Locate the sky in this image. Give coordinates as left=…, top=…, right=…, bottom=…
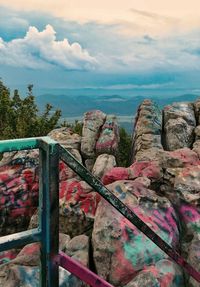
left=0, top=0, right=200, bottom=94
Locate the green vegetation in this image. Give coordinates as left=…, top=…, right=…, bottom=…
left=0, top=80, right=61, bottom=140
left=117, top=127, right=132, bottom=167
left=61, top=120, right=83, bottom=136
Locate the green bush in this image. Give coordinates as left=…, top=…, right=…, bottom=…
left=0, top=80, right=61, bottom=140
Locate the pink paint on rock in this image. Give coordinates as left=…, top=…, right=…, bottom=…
left=178, top=204, right=200, bottom=223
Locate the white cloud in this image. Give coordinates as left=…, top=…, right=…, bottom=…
left=94, top=29, right=200, bottom=73
left=0, top=24, right=97, bottom=70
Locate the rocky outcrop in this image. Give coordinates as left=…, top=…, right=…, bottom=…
left=81, top=110, right=106, bottom=159
left=131, top=99, right=163, bottom=162
left=0, top=149, right=39, bottom=236
left=96, top=115, right=119, bottom=155
left=2, top=99, right=200, bottom=286
left=163, top=102, right=196, bottom=151
left=0, top=115, right=119, bottom=237
left=92, top=179, right=181, bottom=286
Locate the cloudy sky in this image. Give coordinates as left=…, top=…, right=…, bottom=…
left=0, top=0, right=200, bottom=93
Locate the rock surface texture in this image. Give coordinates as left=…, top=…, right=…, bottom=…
left=1, top=99, right=200, bottom=287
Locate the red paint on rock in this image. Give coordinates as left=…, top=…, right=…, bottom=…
left=102, top=161, right=161, bottom=185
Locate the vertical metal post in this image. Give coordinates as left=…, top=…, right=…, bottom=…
left=39, top=142, right=59, bottom=287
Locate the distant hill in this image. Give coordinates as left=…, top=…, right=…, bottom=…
left=36, top=93, right=199, bottom=118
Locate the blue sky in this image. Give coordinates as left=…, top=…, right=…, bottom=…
left=0, top=1, right=200, bottom=94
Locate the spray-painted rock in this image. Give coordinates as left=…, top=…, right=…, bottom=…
left=176, top=203, right=200, bottom=286
left=173, top=166, right=200, bottom=205
left=0, top=234, right=88, bottom=287
left=0, top=150, right=83, bottom=236
left=29, top=177, right=101, bottom=237
left=131, top=99, right=162, bottom=162
left=92, top=154, right=116, bottom=180
left=164, top=118, right=194, bottom=151
left=187, top=234, right=200, bottom=287
left=65, top=235, right=89, bottom=268
left=96, top=115, right=119, bottom=155
left=102, top=161, right=162, bottom=185
left=124, top=259, right=184, bottom=287
left=0, top=151, right=39, bottom=236
left=81, top=110, right=106, bottom=159
left=163, top=103, right=196, bottom=151
left=48, top=127, right=81, bottom=150
left=59, top=179, right=101, bottom=237
left=160, top=148, right=199, bottom=169
left=0, top=249, right=19, bottom=265
left=92, top=179, right=180, bottom=286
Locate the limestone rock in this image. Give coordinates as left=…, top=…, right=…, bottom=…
left=102, top=161, right=162, bottom=185
left=85, top=158, right=95, bottom=172
left=164, top=118, right=194, bottom=150
left=65, top=235, right=89, bottom=267
left=163, top=102, right=196, bottom=151
left=92, top=154, right=116, bottom=180
left=173, top=165, right=200, bottom=205
left=0, top=152, right=39, bottom=236
left=29, top=177, right=101, bottom=237
left=131, top=99, right=163, bottom=162
left=193, top=98, right=200, bottom=124
left=48, top=127, right=81, bottom=150
left=124, top=260, right=184, bottom=287
left=81, top=110, right=106, bottom=159
left=59, top=179, right=101, bottom=237
left=187, top=234, right=200, bottom=287
left=96, top=115, right=119, bottom=155
left=0, top=234, right=87, bottom=287
left=164, top=102, right=196, bottom=126
left=92, top=179, right=180, bottom=286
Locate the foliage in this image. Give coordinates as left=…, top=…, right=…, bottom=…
left=117, top=127, right=132, bottom=167
left=61, top=120, right=83, bottom=136
left=0, top=80, right=61, bottom=140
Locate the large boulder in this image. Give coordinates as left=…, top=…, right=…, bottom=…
left=177, top=203, right=200, bottom=286
left=96, top=115, right=119, bottom=155
left=102, top=161, right=162, bottom=186
left=59, top=179, right=101, bottom=236
left=163, top=102, right=196, bottom=151
left=124, top=260, right=184, bottom=287
left=29, top=179, right=101, bottom=237
left=131, top=99, right=163, bottom=162
left=92, top=154, right=116, bottom=180
left=0, top=150, right=39, bottom=236
left=81, top=110, right=106, bottom=159
left=92, top=179, right=181, bottom=286
left=48, top=127, right=81, bottom=151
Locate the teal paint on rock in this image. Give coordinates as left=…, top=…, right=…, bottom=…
left=124, top=233, right=167, bottom=268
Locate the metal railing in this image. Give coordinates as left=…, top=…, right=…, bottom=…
left=0, top=137, right=200, bottom=286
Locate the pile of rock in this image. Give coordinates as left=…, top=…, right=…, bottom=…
left=1, top=98, right=200, bottom=286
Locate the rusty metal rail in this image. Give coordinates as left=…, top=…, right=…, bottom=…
left=0, top=137, right=200, bottom=286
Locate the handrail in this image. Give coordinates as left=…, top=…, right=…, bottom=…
left=0, top=137, right=200, bottom=286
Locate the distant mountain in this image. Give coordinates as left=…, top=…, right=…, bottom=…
left=36, top=93, right=199, bottom=118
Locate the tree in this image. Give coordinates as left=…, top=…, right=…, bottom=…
left=117, top=127, right=132, bottom=167
left=0, top=80, right=61, bottom=140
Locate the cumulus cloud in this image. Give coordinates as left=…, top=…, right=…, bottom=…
left=0, top=24, right=97, bottom=70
